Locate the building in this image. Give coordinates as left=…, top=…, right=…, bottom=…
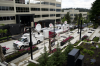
left=61, top=9, right=87, bottom=22
left=0, top=0, right=62, bottom=27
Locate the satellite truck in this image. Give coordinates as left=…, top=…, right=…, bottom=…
left=13, top=24, right=44, bottom=49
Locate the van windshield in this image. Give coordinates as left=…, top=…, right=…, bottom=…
left=18, top=38, right=25, bottom=42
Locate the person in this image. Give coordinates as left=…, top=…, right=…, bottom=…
left=0, top=45, right=5, bottom=62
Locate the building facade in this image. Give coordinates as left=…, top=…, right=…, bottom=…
left=61, top=9, right=87, bottom=22
left=0, top=0, right=62, bottom=27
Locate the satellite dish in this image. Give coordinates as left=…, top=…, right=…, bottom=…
left=49, top=23, right=53, bottom=28
left=64, top=21, right=67, bottom=24
left=36, top=24, right=41, bottom=34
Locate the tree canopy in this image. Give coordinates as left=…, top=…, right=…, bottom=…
left=65, top=12, right=71, bottom=24
left=90, top=0, right=100, bottom=23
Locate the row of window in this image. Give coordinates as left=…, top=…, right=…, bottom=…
left=0, top=6, right=14, bottom=11
left=15, top=0, right=61, bottom=7
left=0, top=16, right=15, bottom=21
left=0, top=6, right=61, bottom=12
left=15, top=0, right=29, bottom=4
left=16, top=7, right=61, bottom=12
left=34, top=14, right=60, bottom=18
left=31, top=8, right=60, bottom=11
left=16, top=7, right=29, bottom=12
left=70, top=14, right=87, bottom=16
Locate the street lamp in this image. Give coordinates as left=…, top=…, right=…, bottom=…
left=29, top=27, right=33, bottom=60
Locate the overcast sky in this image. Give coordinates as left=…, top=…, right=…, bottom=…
left=61, top=0, right=95, bottom=9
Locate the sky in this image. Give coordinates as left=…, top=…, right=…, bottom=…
left=61, top=0, right=95, bottom=9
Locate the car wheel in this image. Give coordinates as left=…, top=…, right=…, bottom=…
left=20, top=46, right=24, bottom=49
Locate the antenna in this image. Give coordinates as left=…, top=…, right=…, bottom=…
left=35, top=24, right=41, bottom=35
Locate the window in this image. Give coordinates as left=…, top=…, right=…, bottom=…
left=83, top=14, right=87, bottom=16
left=34, top=15, right=40, bottom=18
left=56, top=9, right=61, bottom=12
left=42, top=14, right=49, bottom=17
left=74, top=14, right=77, bottom=16
left=56, top=14, right=60, bottom=17
left=31, top=8, right=40, bottom=11
left=56, top=0, right=61, bottom=2
left=70, top=14, right=73, bottom=16
left=16, top=7, right=29, bottom=12
left=50, top=9, right=55, bottom=11
left=56, top=4, right=61, bottom=7
left=41, top=8, right=48, bottom=11
left=0, top=16, right=15, bottom=21
left=41, top=1, right=49, bottom=5
left=0, top=6, right=14, bottom=11
left=30, top=0, right=40, bottom=4
left=50, top=14, right=55, bottom=17
left=50, top=3, right=55, bottom=6
left=15, top=0, right=29, bottom=4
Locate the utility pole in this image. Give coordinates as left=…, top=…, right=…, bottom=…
left=80, top=20, right=82, bottom=40
left=29, top=27, right=33, bottom=60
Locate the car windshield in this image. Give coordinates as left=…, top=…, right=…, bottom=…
left=18, top=38, right=25, bottom=42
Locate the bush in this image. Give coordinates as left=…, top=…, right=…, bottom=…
left=83, top=49, right=88, bottom=53
left=74, top=40, right=81, bottom=46
left=76, top=46, right=84, bottom=50
left=27, top=63, right=38, bottom=66
left=90, top=46, right=96, bottom=50
left=87, top=50, right=94, bottom=56
left=93, top=37, right=99, bottom=42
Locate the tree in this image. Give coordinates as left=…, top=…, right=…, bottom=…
left=61, top=17, right=67, bottom=23
left=65, top=12, right=71, bottom=24
left=3, top=29, right=7, bottom=37
left=73, top=14, right=78, bottom=24
left=63, top=42, right=73, bottom=60
left=90, top=0, right=100, bottom=25
left=0, top=29, right=3, bottom=38
left=38, top=46, right=49, bottom=66
left=52, top=44, right=66, bottom=66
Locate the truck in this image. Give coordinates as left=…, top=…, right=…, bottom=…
left=13, top=33, right=44, bottom=49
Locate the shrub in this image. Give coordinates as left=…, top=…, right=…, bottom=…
left=90, top=46, right=96, bottom=50
left=83, top=49, right=87, bottom=53
left=74, top=40, right=81, bottom=46
left=98, top=52, right=100, bottom=54
left=93, top=37, right=99, bottom=42
left=87, top=50, right=94, bottom=56
left=76, top=46, right=84, bottom=50
left=96, top=55, right=99, bottom=58
left=86, top=58, right=89, bottom=61
left=80, top=52, right=84, bottom=55
left=27, top=63, right=38, bottom=66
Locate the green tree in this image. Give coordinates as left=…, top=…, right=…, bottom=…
left=0, top=29, right=3, bottom=38
left=65, top=12, right=71, bottom=24
left=52, top=44, right=66, bottom=66
left=64, top=42, right=73, bottom=60
left=61, top=17, right=67, bottom=23
left=73, top=14, right=78, bottom=22
left=90, top=0, right=100, bottom=25
left=3, top=29, right=7, bottom=37
left=38, top=46, right=49, bottom=66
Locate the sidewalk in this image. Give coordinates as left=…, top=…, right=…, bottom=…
left=89, top=26, right=100, bottom=40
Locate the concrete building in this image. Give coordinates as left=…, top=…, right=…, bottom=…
left=0, top=0, right=62, bottom=27
left=61, top=9, right=87, bottom=22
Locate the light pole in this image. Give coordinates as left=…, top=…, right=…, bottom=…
left=29, top=27, right=33, bottom=60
